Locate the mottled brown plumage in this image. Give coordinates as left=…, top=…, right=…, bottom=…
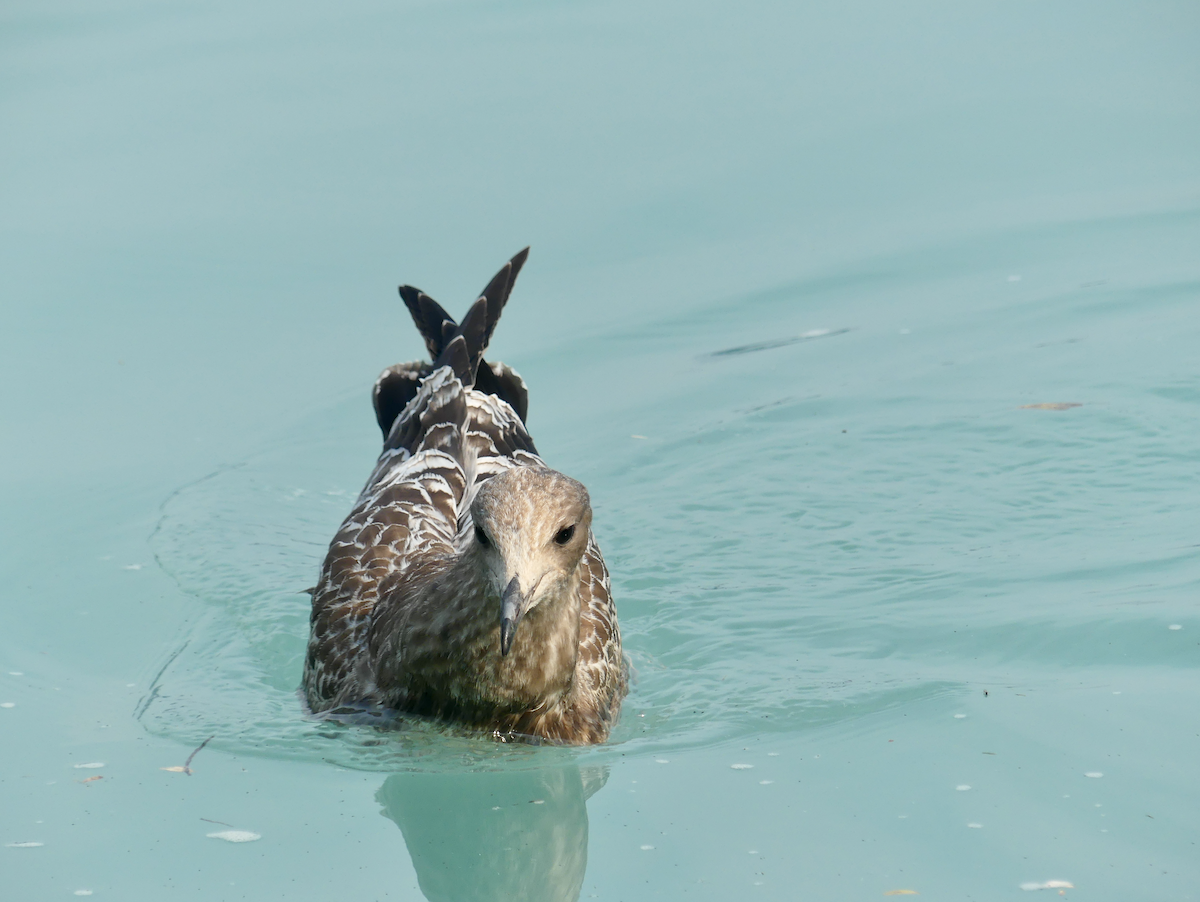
left=302, top=250, right=626, bottom=744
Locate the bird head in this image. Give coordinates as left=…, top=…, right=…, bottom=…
left=468, top=467, right=593, bottom=656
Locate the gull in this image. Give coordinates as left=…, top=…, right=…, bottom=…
left=302, top=249, right=626, bottom=744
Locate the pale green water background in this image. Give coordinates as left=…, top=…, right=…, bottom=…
left=3, top=1, right=1199, bottom=899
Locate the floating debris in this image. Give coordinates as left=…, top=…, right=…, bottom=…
left=1085, top=772, right=1103, bottom=779
left=1020, top=880, right=1074, bottom=891
left=710, top=328, right=849, bottom=357
left=78, top=776, right=103, bottom=785
left=1169, top=624, right=1182, bottom=630
left=655, top=759, right=669, bottom=764
left=885, top=891, right=919, bottom=896
left=956, top=785, right=971, bottom=791
left=954, top=714, right=966, bottom=719
left=1019, top=403, right=1081, bottom=411
left=639, top=845, right=655, bottom=851
left=73, top=892, right=93, bottom=897
left=0, top=703, right=14, bottom=709
left=631, top=434, right=648, bottom=440
left=73, top=762, right=105, bottom=769
left=206, top=830, right=261, bottom=843
left=731, top=763, right=755, bottom=770
left=162, top=735, right=215, bottom=776
left=967, top=823, right=983, bottom=828
left=6, top=841, right=44, bottom=848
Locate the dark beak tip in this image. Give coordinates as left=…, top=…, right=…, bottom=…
left=500, top=617, right=515, bottom=656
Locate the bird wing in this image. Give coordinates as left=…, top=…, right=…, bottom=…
left=574, top=536, right=627, bottom=724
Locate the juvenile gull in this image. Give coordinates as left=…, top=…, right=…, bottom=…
left=302, top=249, right=627, bottom=744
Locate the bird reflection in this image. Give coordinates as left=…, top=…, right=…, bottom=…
left=377, top=764, right=607, bottom=902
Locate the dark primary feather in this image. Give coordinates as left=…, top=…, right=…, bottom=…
left=377, top=248, right=531, bottom=437
left=399, top=287, right=455, bottom=360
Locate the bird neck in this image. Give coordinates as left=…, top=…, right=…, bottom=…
left=456, top=557, right=585, bottom=709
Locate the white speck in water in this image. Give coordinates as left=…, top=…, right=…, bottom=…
left=1112, top=691, right=1120, bottom=695
left=968, top=823, right=983, bottom=828
left=802, top=329, right=831, bottom=338
left=731, top=764, right=754, bottom=770
left=1020, top=880, right=1074, bottom=891
left=207, top=830, right=261, bottom=843
left=640, top=845, right=654, bottom=851
left=954, top=714, right=967, bottom=719
left=1169, top=624, right=1182, bottom=630
left=74, top=891, right=93, bottom=897
left=1008, top=275, right=1022, bottom=282
left=532, top=800, right=544, bottom=805
left=491, top=807, right=501, bottom=811
left=1094, top=803, right=1102, bottom=808
left=748, top=850, right=758, bottom=854
left=1085, top=772, right=1103, bottom=778
left=8, top=672, right=22, bottom=676
left=766, top=752, right=780, bottom=757
left=655, top=759, right=669, bottom=764
left=73, top=763, right=105, bottom=769
left=759, top=780, right=774, bottom=785
left=753, top=881, right=764, bottom=886
left=0, top=703, right=14, bottom=708
left=898, top=815, right=907, bottom=819
left=6, top=842, right=44, bottom=848
left=123, top=564, right=142, bottom=571
left=956, top=785, right=971, bottom=791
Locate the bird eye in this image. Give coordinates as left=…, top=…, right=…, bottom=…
left=553, top=524, right=575, bottom=546
left=474, top=525, right=490, bottom=548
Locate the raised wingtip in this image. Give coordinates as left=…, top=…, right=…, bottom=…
left=510, top=246, right=530, bottom=271
left=397, top=249, right=532, bottom=381
left=399, top=286, right=456, bottom=360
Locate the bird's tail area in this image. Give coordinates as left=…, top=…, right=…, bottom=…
left=399, top=247, right=529, bottom=377
left=378, top=249, right=531, bottom=441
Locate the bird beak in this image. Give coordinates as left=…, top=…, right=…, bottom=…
left=499, top=576, right=525, bottom=656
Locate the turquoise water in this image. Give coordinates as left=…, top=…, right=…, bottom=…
left=3, top=1, right=1199, bottom=899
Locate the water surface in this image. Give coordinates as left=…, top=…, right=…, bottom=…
left=3, top=1, right=1199, bottom=899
